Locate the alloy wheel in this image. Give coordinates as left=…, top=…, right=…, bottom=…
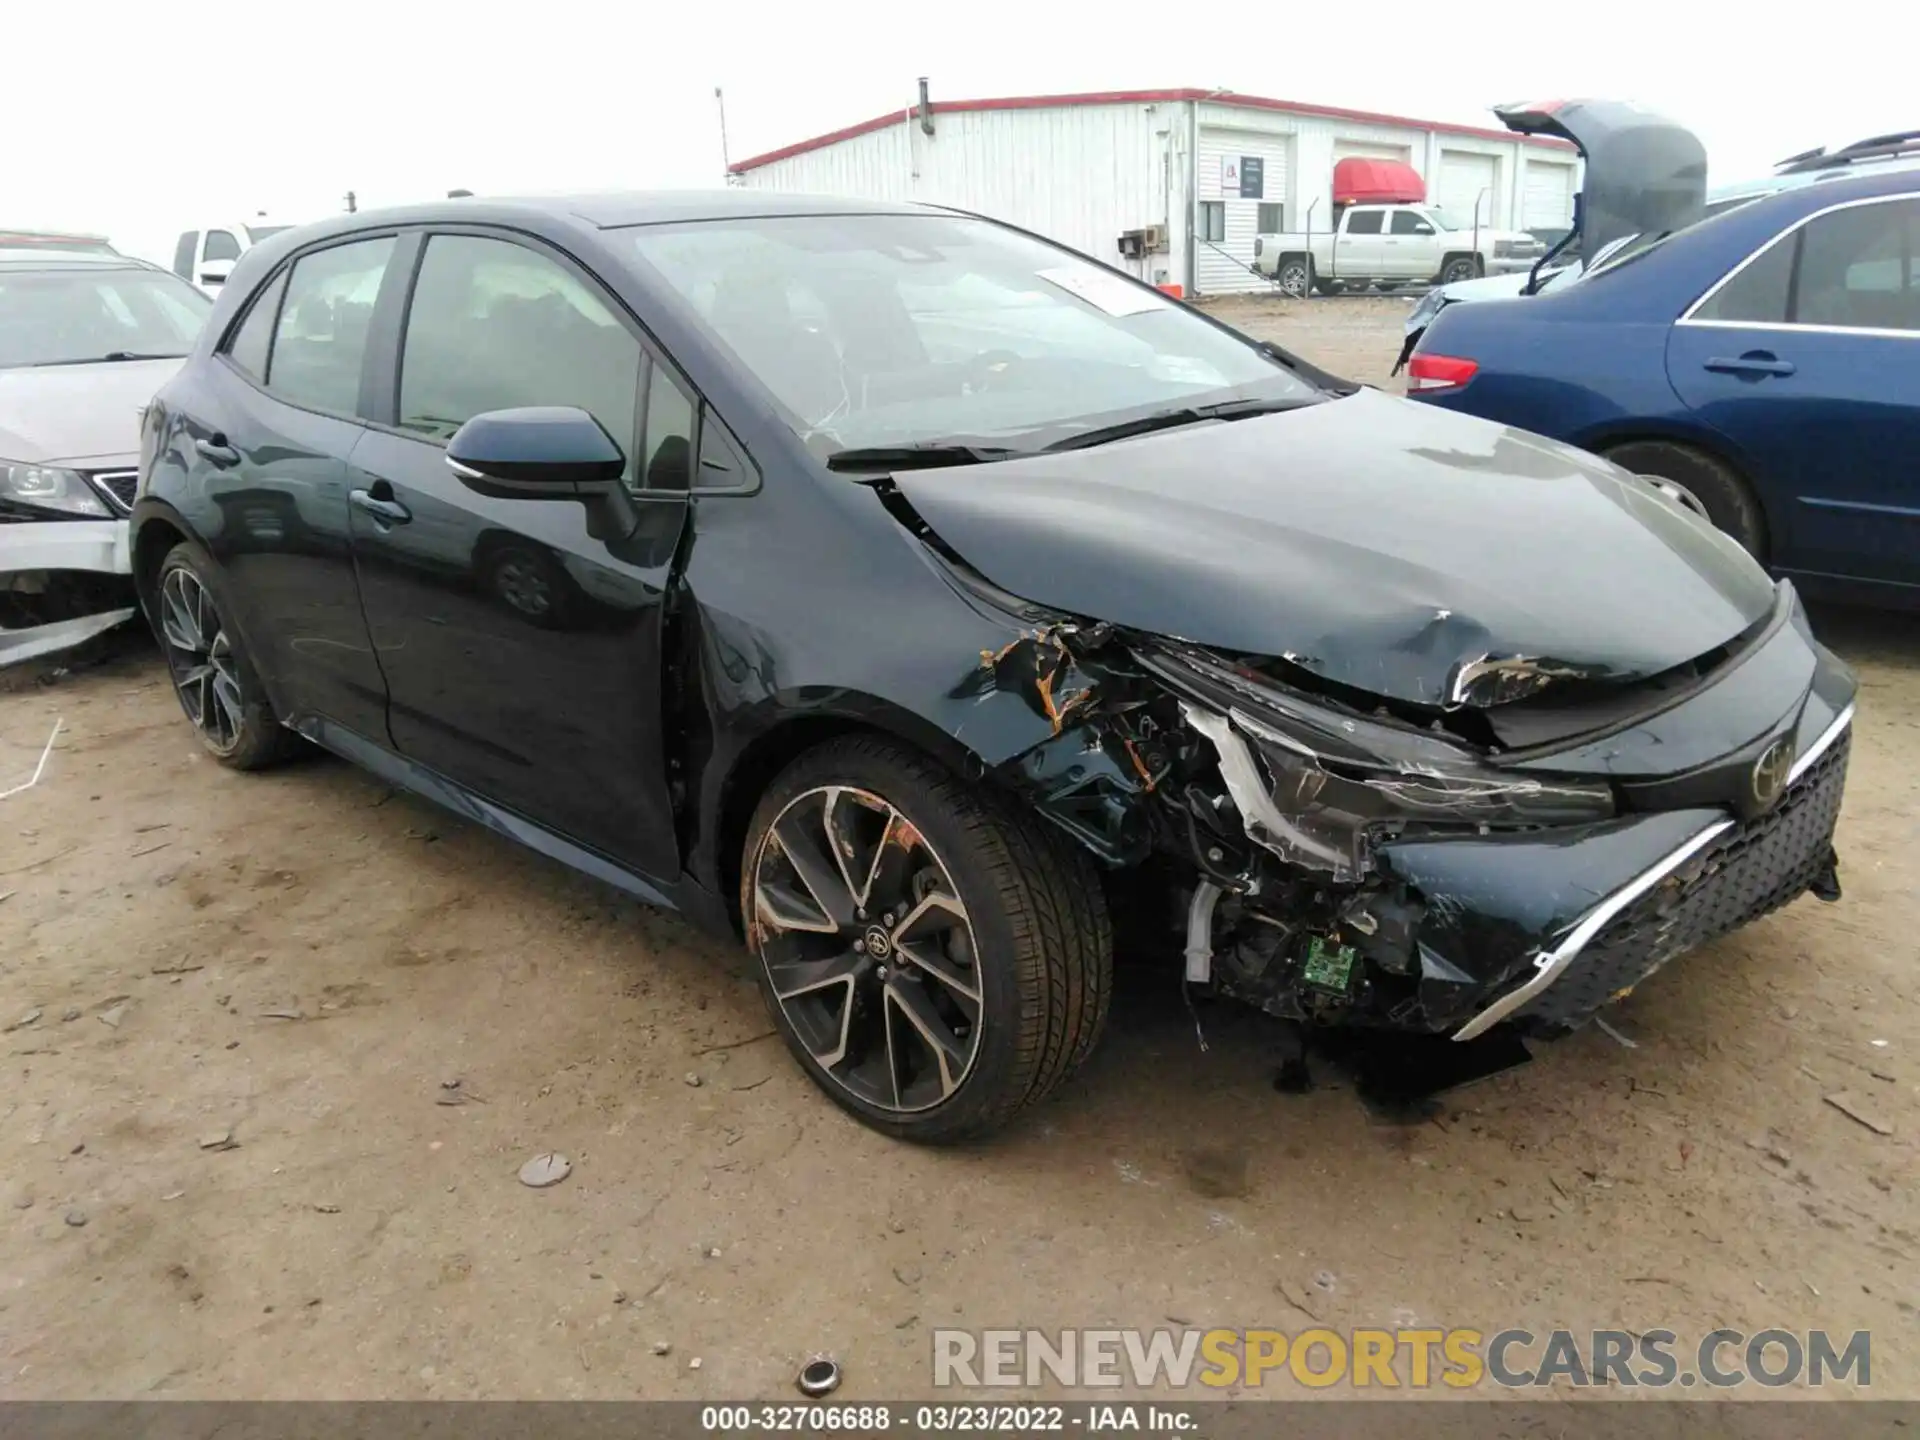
left=158, top=566, right=244, bottom=754
left=750, top=785, right=983, bottom=1114
left=1278, top=263, right=1309, bottom=298
left=1643, top=475, right=1712, bottom=522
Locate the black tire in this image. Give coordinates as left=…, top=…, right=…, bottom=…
left=1604, top=440, right=1769, bottom=558
left=1439, top=256, right=1479, bottom=285
left=1275, top=256, right=1312, bottom=298
left=153, top=541, right=301, bottom=770
left=1311, top=278, right=1345, bottom=297
left=741, top=735, right=1112, bottom=1143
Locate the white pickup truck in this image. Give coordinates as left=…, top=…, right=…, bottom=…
left=1252, top=203, right=1545, bottom=297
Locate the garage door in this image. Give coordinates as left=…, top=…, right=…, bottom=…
left=1195, top=129, right=1293, bottom=295
left=1524, top=161, right=1576, bottom=229
left=1333, top=139, right=1412, bottom=165
left=1437, top=151, right=1500, bottom=226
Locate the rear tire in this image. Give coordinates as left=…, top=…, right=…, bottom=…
left=1604, top=440, right=1769, bottom=558
left=741, top=735, right=1112, bottom=1143
left=1275, top=256, right=1312, bottom=298
left=154, top=542, right=301, bottom=770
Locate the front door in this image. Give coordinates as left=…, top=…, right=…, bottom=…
left=185, top=235, right=400, bottom=739
left=1386, top=208, right=1439, bottom=278
left=345, top=230, right=691, bottom=880
left=1668, top=194, right=1920, bottom=587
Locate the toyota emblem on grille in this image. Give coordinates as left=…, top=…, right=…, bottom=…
left=1750, top=736, right=1796, bottom=810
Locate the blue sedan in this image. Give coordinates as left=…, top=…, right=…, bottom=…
left=1406, top=165, right=1920, bottom=606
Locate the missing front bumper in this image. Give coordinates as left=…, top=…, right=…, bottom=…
left=1, top=519, right=136, bottom=668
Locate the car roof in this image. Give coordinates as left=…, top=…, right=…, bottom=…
left=0, top=249, right=165, bottom=273
left=281, top=189, right=947, bottom=247
left=1707, top=148, right=1920, bottom=207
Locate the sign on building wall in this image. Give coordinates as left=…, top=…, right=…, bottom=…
left=1221, top=155, right=1265, bottom=199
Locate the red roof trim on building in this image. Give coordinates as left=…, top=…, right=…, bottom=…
left=729, top=88, right=1576, bottom=173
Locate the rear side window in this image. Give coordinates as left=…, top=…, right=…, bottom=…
left=203, top=230, right=241, bottom=263
left=1344, top=210, right=1384, bottom=235
left=226, top=271, right=287, bottom=381
left=1695, top=197, right=1919, bottom=331
left=268, top=237, right=395, bottom=415
left=1694, top=232, right=1795, bottom=324
left=398, top=233, right=644, bottom=486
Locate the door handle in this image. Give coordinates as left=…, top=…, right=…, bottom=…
left=349, top=489, right=412, bottom=525
left=1705, top=353, right=1796, bottom=377
left=194, top=436, right=240, bottom=466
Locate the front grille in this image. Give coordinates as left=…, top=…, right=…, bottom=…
left=1517, top=729, right=1851, bottom=1031
left=86, top=469, right=139, bottom=514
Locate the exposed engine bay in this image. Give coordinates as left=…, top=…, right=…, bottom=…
left=936, top=553, right=1852, bottom=1048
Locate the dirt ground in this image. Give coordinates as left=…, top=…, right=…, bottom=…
left=2, top=297, right=1916, bottom=1403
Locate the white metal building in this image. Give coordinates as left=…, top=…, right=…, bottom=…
left=731, top=87, right=1581, bottom=296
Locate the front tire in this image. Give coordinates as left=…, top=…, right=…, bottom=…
left=1604, top=440, right=1769, bottom=558
left=1439, top=256, right=1480, bottom=285
left=741, top=736, right=1112, bottom=1143
left=154, top=542, right=301, bottom=770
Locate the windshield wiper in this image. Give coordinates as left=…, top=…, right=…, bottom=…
left=1042, top=396, right=1315, bottom=453
left=30, top=351, right=188, bottom=367
left=826, top=441, right=1025, bottom=473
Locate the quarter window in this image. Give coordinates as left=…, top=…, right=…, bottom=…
left=226, top=271, right=287, bottom=382
left=268, top=237, right=395, bottom=415
left=398, top=234, right=644, bottom=487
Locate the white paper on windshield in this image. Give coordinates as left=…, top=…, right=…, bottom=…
left=1035, top=266, right=1168, bottom=317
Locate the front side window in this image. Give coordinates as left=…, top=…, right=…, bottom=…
left=0, top=266, right=212, bottom=369
left=398, top=233, right=643, bottom=486
left=1343, top=210, right=1384, bottom=236
left=203, top=230, right=241, bottom=263
left=1391, top=211, right=1433, bottom=235
left=627, top=212, right=1314, bottom=458
left=226, top=270, right=287, bottom=381
left=267, top=236, right=394, bottom=414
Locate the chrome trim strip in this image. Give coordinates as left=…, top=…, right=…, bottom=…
left=1678, top=189, right=1920, bottom=325
left=445, top=457, right=485, bottom=481
left=1674, top=318, right=1920, bottom=340
left=1788, top=701, right=1855, bottom=785
left=1452, top=701, right=1855, bottom=1042
left=1451, top=817, right=1738, bottom=1042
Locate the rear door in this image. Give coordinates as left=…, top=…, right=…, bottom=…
left=180, top=234, right=400, bottom=739
left=1668, top=192, right=1920, bottom=586
left=344, top=228, right=693, bottom=879
left=1334, top=208, right=1385, bottom=278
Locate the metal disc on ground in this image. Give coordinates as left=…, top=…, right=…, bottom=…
left=518, top=1152, right=572, bottom=1188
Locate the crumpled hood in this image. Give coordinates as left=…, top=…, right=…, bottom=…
left=0, top=358, right=182, bottom=464
left=888, top=390, right=1777, bottom=709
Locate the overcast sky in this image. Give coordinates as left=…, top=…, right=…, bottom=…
left=15, top=0, right=1911, bottom=264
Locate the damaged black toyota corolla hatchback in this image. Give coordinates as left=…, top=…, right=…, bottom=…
left=131, top=192, right=1854, bottom=1141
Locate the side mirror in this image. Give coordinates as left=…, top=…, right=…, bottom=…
left=199, top=258, right=234, bottom=286
left=446, top=406, right=627, bottom=497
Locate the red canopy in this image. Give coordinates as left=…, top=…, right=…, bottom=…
left=1331, top=158, right=1426, bottom=205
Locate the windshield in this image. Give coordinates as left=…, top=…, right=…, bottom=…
left=0, top=267, right=211, bottom=368
left=626, top=213, right=1315, bottom=457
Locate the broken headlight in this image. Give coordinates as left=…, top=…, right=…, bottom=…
left=1142, top=645, right=1615, bottom=881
